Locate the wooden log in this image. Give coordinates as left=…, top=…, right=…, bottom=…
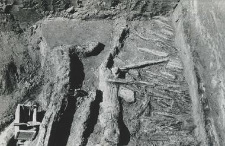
left=142, top=72, right=178, bottom=87
left=166, top=58, right=183, bottom=70
left=137, top=47, right=169, bottom=57
left=153, top=19, right=173, bottom=31
left=14, top=123, right=27, bottom=126
left=107, top=78, right=154, bottom=86
left=152, top=111, right=176, bottom=119
left=155, top=40, right=176, bottom=51
left=142, top=74, right=181, bottom=89
left=159, top=71, right=176, bottom=80
left=14, top=122, right=41, bottom=127
left=149, top=137, right=170, bottom=142
left=140, top=136, right=170, bottom=142
left=120, top=58, right=169, bottom=70
left=152, top=111, right=190, bottom=122
left=152, top=30, right=173, bottom=41
left=131, top=30, right=154, bottom=41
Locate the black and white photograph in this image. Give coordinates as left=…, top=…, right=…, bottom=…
left=0, top=0, right=224, bottom=146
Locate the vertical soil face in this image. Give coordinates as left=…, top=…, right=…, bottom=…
left=173, top=0, right=225, bottom=145
left=49, top=96, right=77, bottom=146
left=69, top=51, right=85, bottom=90
left=48, top=52, right=84, bottom=146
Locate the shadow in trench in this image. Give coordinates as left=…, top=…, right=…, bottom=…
left=50, top=95, right=77, bottom=146
left=118, top=98, right=130, bottom=145
left=69, top=49, right=85, bottom=92
left=7, top=137, right=17, bottom=146
left=48, top=52, right=85, bottom=146
left=82, top=90, right=103, bottom=146
left=85, top=43, right=105, bottom=57
left=37, top=111, right=46, bottom=122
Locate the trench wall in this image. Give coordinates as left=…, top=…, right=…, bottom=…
left=173, top=0, right=225, bottom=145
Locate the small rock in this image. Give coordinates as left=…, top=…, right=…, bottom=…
left=66, top=6, right=75, bottom=13
left=86, top=42, right=100, bottom=52
left=111, top=67, right=120, bottom=77
left=119, top=86, right=135, bottom=103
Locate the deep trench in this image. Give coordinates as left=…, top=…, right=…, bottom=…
left=7, top=137, right=17, bottom=146
left=51, top=95, right=77, bottom=146
left=48, top=52, right=85, bottom=146
left=69, top=51, right=85, bottom=91
left=45, top=43, right=107, bottom=146
left=118, top=98, right=130, bottom=145
left=82, top=90, right=102, bottom=146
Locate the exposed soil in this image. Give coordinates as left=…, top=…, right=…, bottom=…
left=0, top=0, right=222, bottom=146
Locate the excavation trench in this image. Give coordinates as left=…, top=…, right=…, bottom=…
left=48, top=48, right=85, bottom=146
left=81, top=90, right=102, bottom=146
left=39, top=17, right=203, bottom=146
left=0, top=14, right=213, bottom=146
left=2, top=0, right=222, bottom=145
left=34, top=41, right=109, bottom=146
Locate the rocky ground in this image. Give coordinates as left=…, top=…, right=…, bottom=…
left=0, top=0, right=224, bottom=146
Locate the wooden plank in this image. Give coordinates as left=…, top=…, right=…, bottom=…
left=120, top=58, right=169, bottom=70
left=107, top=78, right=154, bottom=86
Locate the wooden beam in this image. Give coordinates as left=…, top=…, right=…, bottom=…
left=120, top=58, right=169, bottom=70
left=107, top=78, right=154, bottom=86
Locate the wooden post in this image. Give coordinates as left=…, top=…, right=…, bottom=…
left=33, top=107, right=37, bottom=123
